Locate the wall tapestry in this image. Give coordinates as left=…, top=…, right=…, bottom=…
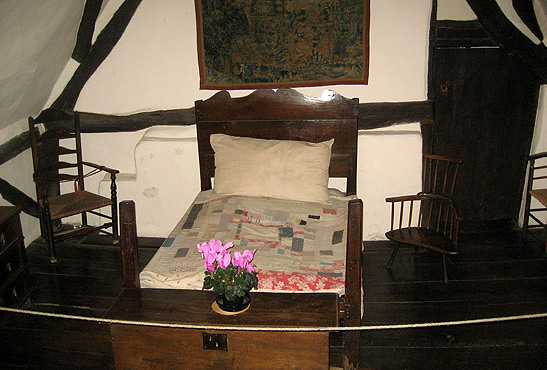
left=195, top=0, right=370, bottom=90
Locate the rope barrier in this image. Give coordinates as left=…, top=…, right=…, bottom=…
left=1, top=306, right=546, bottom=332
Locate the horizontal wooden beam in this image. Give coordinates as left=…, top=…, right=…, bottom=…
left=59, top=100, right=433, bottom=133
left=75, top=108, right=196, bottom=133
left=359, top=100, right=433, bottom=130
left=2, top=100, right=432, bottom=163
left=436, top=20, right=498, bottom=48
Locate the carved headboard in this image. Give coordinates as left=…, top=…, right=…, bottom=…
left=194, top=89, right=359, bottom=195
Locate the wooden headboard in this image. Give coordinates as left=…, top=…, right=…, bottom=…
left=195, top=89, right=359, bottom=195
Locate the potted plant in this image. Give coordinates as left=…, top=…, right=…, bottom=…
left=197, top=239, right=258, bottom=312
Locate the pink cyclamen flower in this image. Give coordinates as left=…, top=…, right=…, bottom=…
left=233, top=249, right=257, bottom=273
left=198, top=240, right=238, bottom=271
left=204, top=251, right=216, bottom=272
left=217, top=248, right=232, bottom=269
left=197, top=242, right=210, bottom=258
left=246, top=263, right=256, bottom=273
left=242, top=249, right=256, bottom=263
left=209, top=239, right=223, bottom=253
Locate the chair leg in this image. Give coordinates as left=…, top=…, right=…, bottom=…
left=111, top=203, right=119, bottom=244
left=81, top=211, right=88, bottom=227
left=442, top=254, right=448, bottom=283
left=111, top=173, right=119, bottom=244
left=387, top=244, right=400, bottom=269
left=41, top=199, right=57, bottom=264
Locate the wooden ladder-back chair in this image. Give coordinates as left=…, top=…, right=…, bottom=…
left=385, top=193, right=463, bottom=283
left=422, top=153, right=462, bottom=197
left=29, top=112, right=119, bottom=263
left=523, top=152, right=547, bottom=254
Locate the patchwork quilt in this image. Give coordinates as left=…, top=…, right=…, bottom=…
left=140, top=190, right=353, bottom=294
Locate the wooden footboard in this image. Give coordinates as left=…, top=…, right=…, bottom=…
left=119, top=198, right=363, bottom=369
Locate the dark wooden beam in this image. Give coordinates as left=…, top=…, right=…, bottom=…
left=465, top=0, right=547, bottom=83
left=2, top=100, right=432, bottom=168
left=74, top=108, right=196, bottom=133
left=359, top=100, right=433, bottom=130
left=72, top=0, right=103, bottom=62
left=512, top=0, right=543, bottom=42
left=0, top=131, right=31, bottom=166
left=436, top=20, right=499, bottom=48
left=45, top=100, right=432, bottom=133
left=0, top=177, right=39, bottom=218
left=51, top=0, right=143, bottom=110
left=89, top=101, right=432, bottom=133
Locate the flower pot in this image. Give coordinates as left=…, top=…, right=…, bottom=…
left=215, top=292, right=251, bottom=312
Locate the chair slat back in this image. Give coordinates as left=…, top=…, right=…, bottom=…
left=29, top=112, right=86, bottom=190
left=386, top=193, right=461, bottom=248
left=423, top=154, right=462, bottom=197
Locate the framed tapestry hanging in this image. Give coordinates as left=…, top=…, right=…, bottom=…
left=195, top=0, right=370, bottom=90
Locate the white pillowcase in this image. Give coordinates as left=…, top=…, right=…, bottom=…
left=210, top=134, right=333, bottom=203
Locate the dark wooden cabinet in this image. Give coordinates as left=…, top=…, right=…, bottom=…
left=0, top=206, right=34, bottom=308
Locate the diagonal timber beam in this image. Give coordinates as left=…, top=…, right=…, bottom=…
left=51, top=0, right=143, bottom=110
left=466, top=0, right=547, bottom=83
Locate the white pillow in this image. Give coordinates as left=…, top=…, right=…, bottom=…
left=210, top=134, right=333, bottom=203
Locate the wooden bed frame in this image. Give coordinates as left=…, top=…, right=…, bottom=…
left=119, top=88, right=363, bottom=369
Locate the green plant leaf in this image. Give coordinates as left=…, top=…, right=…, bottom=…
left=213, top=281, right=226, bottom=295
left=203, top=276, right=214, bottom=290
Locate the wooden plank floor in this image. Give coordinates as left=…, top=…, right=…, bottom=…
left=1, top=224, right=546, bottom=369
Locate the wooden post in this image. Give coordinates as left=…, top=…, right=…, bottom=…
left=343, top=198, right=363, bottom=370
left=120, top=200, right=139, bottom=288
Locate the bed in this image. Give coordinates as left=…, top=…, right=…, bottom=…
left=118, top=88, right=363, bottom=368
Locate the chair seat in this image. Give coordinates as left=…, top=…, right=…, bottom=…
left=385, top=227, right=458, bottom=255
left=530, top=188, right=547, bottom=207
left=48, top=191, right=112, bottom=220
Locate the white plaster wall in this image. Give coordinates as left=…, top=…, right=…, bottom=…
left=97, top=126, right=201, bottom=236
left=437, top=0, right=476, bottom=21
left=358, top=123, right=423, bottom=240
left=53, top=0, right=430, bottom=239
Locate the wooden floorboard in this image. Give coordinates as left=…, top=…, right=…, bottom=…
left=359, top=228, right=547, bottom=370
left=1, top=227, right=546, bottom=369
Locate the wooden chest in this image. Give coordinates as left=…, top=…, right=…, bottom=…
left=0, top=206, right=34, bottom=308
left=106, top=289, right=338, bottom=370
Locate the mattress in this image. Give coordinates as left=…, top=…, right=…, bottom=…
left=140, top=189, right=354, bottom=294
